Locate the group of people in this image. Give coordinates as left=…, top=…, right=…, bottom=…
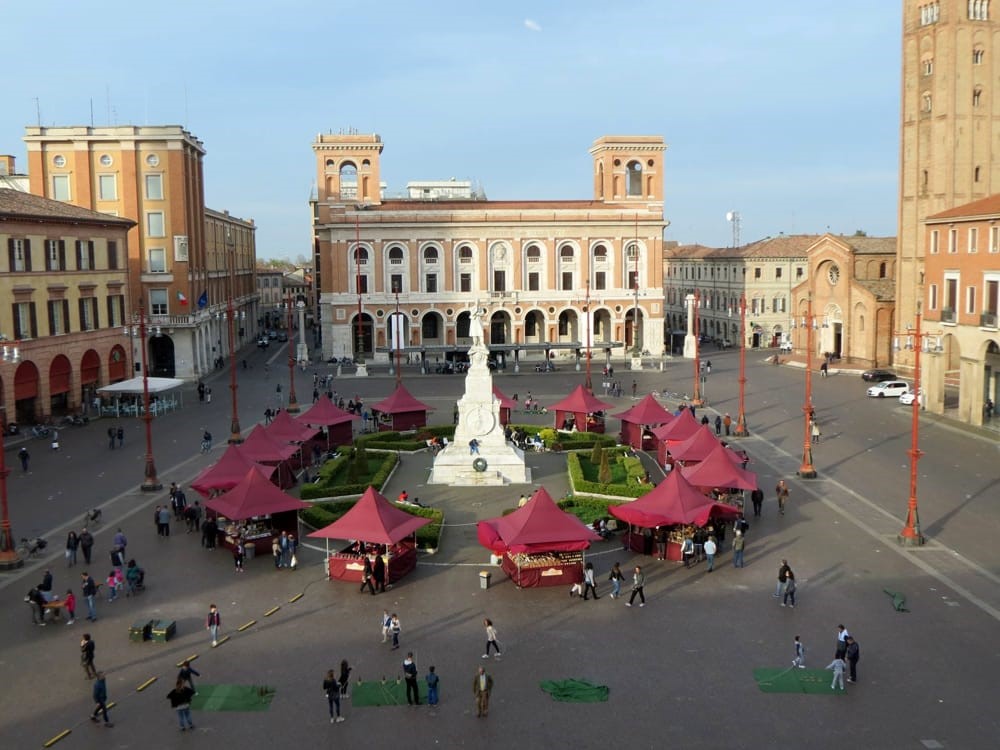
left=271, top=531, right=299, bottom=569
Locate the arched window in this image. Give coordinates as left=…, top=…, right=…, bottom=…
left=627, top=161, right=642, bottom=196
left=879, top=262, right=887, bottom=279
left=423, top=246, right=438, bottom=264
left=593, top=243, right=608, bottom=261
left=526, top=244, right=541, bottom=263
left=458, top=245, right=474, bottom=263
left=559, top=245, right=575, bottom=260
left=388, top=246, right=404, bottom=265
left=339, top=162, right=357, bottom=199
left=352, top=246, right=369, bottom=264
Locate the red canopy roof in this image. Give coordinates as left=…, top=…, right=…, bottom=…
left=669, top=425, right=731, bottom=463
left=266, top=409, right=319, bottom=443
left=371, top=383, right=432, bottom=415
left=651, top=408, right=701, bottom=442
left=681, top=443, right=758, bottom=491
left=614, top=394, right=674, bottom=426
left=491, top=385, right=516, bottom=409
left=307, top=486, right=431, bottom=545
left=190, top=444, right=277, bottom=498
left=547, top=384, right=613, bottom=414
left=204, top=468, right=309, bottom=520
left=296, top=395, right=360, bottom=427
left=238, top=424, right=301, bottom=463
left=609, top=470, right=741, bottom=527
left=477, top=486, right=600, bottom=554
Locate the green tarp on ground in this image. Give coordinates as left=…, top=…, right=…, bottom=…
left=189, top=684, right=275, bottom=711
left=539, top=679, right=609, bottom=702
left=352, top=680, right=423, bottom=707
left=884, top=588, right=910, bottom=612
left=753, top=668, right=847, bottom=694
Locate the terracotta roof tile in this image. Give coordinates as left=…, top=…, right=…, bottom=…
left=855, top=278, right=896, bottom=301
left=926, top=194, right=1000, bottom=221
left=0, top=188, right=135, bottom=227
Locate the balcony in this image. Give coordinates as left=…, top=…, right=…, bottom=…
left=941, top=308, right=956, bottom=324
left=981, top=311, right=998, bottom=329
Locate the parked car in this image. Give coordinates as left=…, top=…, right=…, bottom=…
left=534, top=361, right=557, bottom=372
left=779, top=341, right=793, bottom=353
left=899, top=389, right=922, bottom=406
left=862, top=369, right=896, bottom=382
left=268, top=330, right=278, bottom=340
left=867, top=380, right=909, bottom=398
left=257, top=336, right=269, bottom=349
left=277, top=332, right=289, bottom=342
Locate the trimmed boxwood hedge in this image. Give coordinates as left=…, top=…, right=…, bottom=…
left=567, top=451, right=654, bottom=499
left=301, top=450, right=398, bottom=500
left=301, top=498, right=443, bottom=550
left=557, top=495, right=626, bottom=525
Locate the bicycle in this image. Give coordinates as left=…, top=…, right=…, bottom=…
left=83, top=508, right=103, bottom=527
left=17, top=536, right=47, bottom=558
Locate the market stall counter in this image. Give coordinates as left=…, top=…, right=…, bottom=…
left=325, top=540, right=418, bottom=584
left=500, top=550, right=583, bottom=588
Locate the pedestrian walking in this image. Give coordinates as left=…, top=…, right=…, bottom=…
left=775, top=560, right=791, bottom=598
left=79, top=528, right=94, bottom=564
left=426, top=666, right=440, bottom=706
left=167, top=678, right=196, bottom=731
left=811, top=419, right=821, bottom=443
left=233, top=540, right=245, bottom=572
left=836, top=625, right=851, bottom=658
left=271, top=537, right=281, bottom=568
left=775, top=480, right=790, bottom=515
left=626, top=565, right=646, bottom=607
left=90, top=671, right=113, bottom=727
left=782, top=571, right=797, bottom=607
left=324, top=669, right=345, bottom=722
left=714, top=415, right=722, bottom=435
left=608, top=561, right=624, bottom=598
left=389, top=613, right=401, bottom=649
left=64, top=589, right=76, bottom=625
left=201, top=429, right=212, bottom=453
left=206, top=604, right=221, bottom=646
left=820, top=360, right=829, bottom=377
left=582, top=562, right=600, bottom=599
left=631, top=380, right=637, bottom=398
left=18, top=446, right=29, bottom=471
left=723, top=413, right=732, bottom=436
left=826, top=655, right=847, bottom=691
left=483, top=618, right=502, bottom=658
left=65, top=530, right=79, bottom=567
left=178, top=660, right=201, bottom=692
left=339, top=659, right=352, bottom=697
left=81, top=572, right=98, bottom=621
left=403, top=653, right=420, bottom=705
left=732, top=530, right=745, bottom=568
left=473, top=666, right=493, bottom=718
left=706, top=360, right=712, bottom=374
left=116, top=426, right=124, bottom=448
left=372, top=552, right=385, bottom=592
left=81, top=633, right=98, bottom=678
left=381, top=610, right=392, bottom=643
left=681, top=534, right=695, bottom=568
left=845, top=636, right=860, bottom=682
left=158, top=506, right=171, bottom=537
left=205, top=387, right=212, bottom=404
left=792, top=636, right=806, bottom=668
left=750, top=487, right=764, bottom=517
left=359, top=554, right=376, bottom=594
left=704, top=536, right=718, bottom=572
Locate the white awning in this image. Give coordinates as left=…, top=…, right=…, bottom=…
left=97, top=377, right=185, bottom=395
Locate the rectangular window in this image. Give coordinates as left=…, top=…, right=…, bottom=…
left=147, top=212, right=165, bottom=238
left=930, top=230, right=940, bottom=253
left=775, top=267, right=783, bottom=279
left=106, top=295, right=124, bottom=328
left=627, top=270, right=638, bottom=290
left=52, top=174, right=70, bottom=201
left=754, top=267, right=762, bottom=279
left=48, top=300, right=70, bottom=335
left=929, top=284, right=938, bottom=310
left=424, top=274, right=437, bottom=293
left=107, top=240, right=118, bottom=269
left=984, top=280, right=999, bottom=325
left=13, top=301, right=38, bottom=339
left=459, top=273, right=472, bottom=293
left=76, top=240, right=95, bottom=270
left=560, top=272, right=573, bottom=291
left=148, top=248, right=166, bottom=273
left=389, top=274, right=403, bottom=293
left=46, top=239, right=66, bottom=271
left=969, top=227, right=978, bottom=253
left=966, top=286, right=977, bottom=314
left=527, top=272, right=539, bottom=291
left=98, top=174, right=117, bottom=201
left=8, top=238, right=31, bottom=271
left=145, top=174, right=163, bottom=200
left=948, top=228, right=957, bottom=253
left=594, top=271, right=606, bottom=290
left=944, top=275, right=959, bottom=317
left=149, top=288, right=168, bottom=315
left=355, top=275, right=368, bottom=294
left=992, top=227, right=1000, bottom=253
left=494, top=270, right=506, bottom=292
left=78, top=298, right=99, bottom=331
left=796, top=267, right=804, bottom=279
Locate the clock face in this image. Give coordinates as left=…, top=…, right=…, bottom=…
left=827, top=264, right=840, bottom=286
left=466, top=407, right=495, bottom=435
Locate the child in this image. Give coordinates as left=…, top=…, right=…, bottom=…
left=792, top=635, right=805, bottom=668
left=569, top=580, right=583, bottom=597
left=106, top=571, right=121, bottom=602
left=425, top=665, right=440, bottom=706
left=826, top=654, right=847, bottom=690
left=64, top=589, right=76, bottom=625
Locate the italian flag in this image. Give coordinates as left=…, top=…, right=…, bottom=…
left=177, top=290, right=189, bottom=305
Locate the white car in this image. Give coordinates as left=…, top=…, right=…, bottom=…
left=779, top=341, right=793, bottom=353
left=899, top=389, right=921, bottom=406
left=867, top=380, right=909, bottom=398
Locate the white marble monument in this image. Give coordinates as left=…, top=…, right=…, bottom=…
left=428, top=308, right=530, bottom=486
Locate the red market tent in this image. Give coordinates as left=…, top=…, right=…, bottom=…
left=547, top=385, right=613, bottom=434
left=190, top=443, right=277, bottom=498
left=296, top=395, right=360, bottom=447
left=238, top=425, right=301, bottom=487
left=477, top=487, right=600, bottom=554
left=614, top=394, right=674, bottom=450
left=307, top=486, right=431, bottom=584
left=669, top=425, right=741, bottom=465
left=651, top=408, right=702, bottom=466
left=609, top=470, right=736, bottom=528
left=492, top=385, right=517, bottom=426
left=681, top=443, right=758, bottom=491
left=267, top=408, right=319, bottom=444
left=370, top=384, right=431, bottom=432
left=204, top=467, right=310, bottom=519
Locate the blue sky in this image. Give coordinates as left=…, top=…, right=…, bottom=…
left=2, top=1, right=901, bottom=259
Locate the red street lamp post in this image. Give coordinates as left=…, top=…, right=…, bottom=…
left=795, top=295, right=817, bottom=479
left=131, top=305, right=163, bottom=491
left=893, top=304, right=937, bottom=546
left=285, top=295, right=300, bottom=414
left=733, top=294, right=749, bottom=437
left=584, top=280, right=593, bottom=392
left=221, top=299, right=244, bottom=444
left=690, top=291, right=704, bottom=407
left=0, top=339, right=23, bottom=568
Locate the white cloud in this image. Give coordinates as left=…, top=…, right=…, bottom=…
left=524, top=19, right=542, bottom=32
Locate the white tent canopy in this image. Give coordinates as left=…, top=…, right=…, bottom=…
left=98, top=377, right=185, bottom=394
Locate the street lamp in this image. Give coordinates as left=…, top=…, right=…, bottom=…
left=285, top=295, right=300, bottom=414
left=891, top=303, right=939, bottom=546
left=0, top=337, right=23, bottom=569
left=216, top=303, right=245, bottom=444
left=791, top=295, right=818, bottom=479
left=391, top=288, right=403, bottom=387
left=125, top=305, right=163, bottom=491
left=690, top=291, right=704, bottom=407
left=730, top=294, right=749, bottom=436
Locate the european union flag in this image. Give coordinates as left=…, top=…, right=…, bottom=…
left=197, top=291, right=208, bottom=309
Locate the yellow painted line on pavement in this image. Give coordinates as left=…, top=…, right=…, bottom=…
left=175, top=654, right=199, bottom=668
left=43, top=729, right=71, bottom=747
left=288, top=593, right=303, bottom=603
left=263, top=605, right=281, bottom=617
left=136, top=677, right=157, bottom=692
left=238, top=619, right=257, bottom=632
left=213, top=635, right=230, bottom=647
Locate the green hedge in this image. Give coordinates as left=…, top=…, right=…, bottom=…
left=567, top=451, right=654, bottom=499
left=301, top=498, right=444, bottom=550
left=557, top=495, right=626, bottom=525
left=300, top=450, right=398, bottom=499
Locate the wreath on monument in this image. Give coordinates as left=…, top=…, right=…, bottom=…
left=472, top=457, right=488, bottom=473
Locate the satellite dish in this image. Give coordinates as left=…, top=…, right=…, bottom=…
left=726, top=211, right=735, bottom=222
